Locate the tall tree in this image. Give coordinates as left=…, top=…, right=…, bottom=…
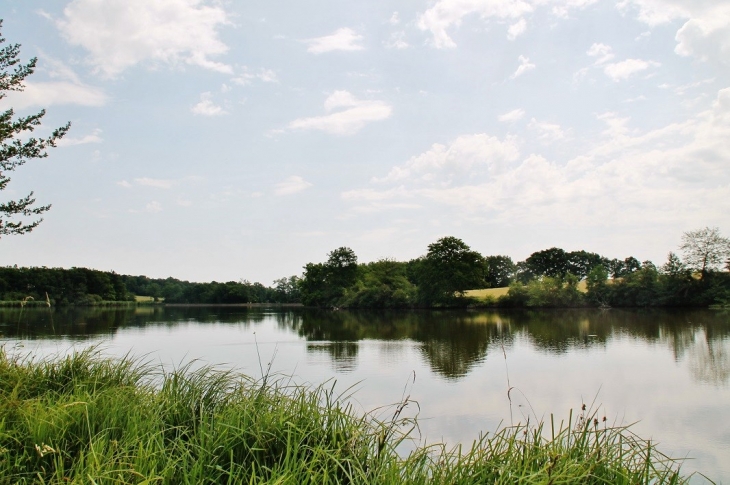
left=680, top=227, right=730, bottom=278
left=1, top=20, right=70, bottom=237
left=298, top=247, right=359, bottom=307
left=661, top=252, right=686, bottom=277
left=416, top=236, right=484, bottom=305
left=483, top=255, right=516, bottom=287
left=523, top=247, right=570, bottom=278
left=566, top=250, right=606, bottom=279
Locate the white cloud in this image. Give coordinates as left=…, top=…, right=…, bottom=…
left=603, top=58, right=659, bottom=81
left=674, top=78, right=715, bottom=96
left=57, top=129, right=103, bottom=147
left=510, top=55, right=536, bottom=79
left=57, top=0, right=232, bottom=78
left=507, top=18, right=527, bottom=40
left=417, top=0, right=532, bottom=48
left=618, top=1, right=730, bottom=62
left=384, top=31, right=409, bottom=49
left=343, top=86, right=730, bottom=227
left=134, top=177, right=176, bottom=189
left=129, top=201, right=164, bottom=213
left=191, top=92, right=226, bottom=116
left=389, top=12, right=401, bottom=25
left=3, top=81, right=108, bottom=110
left=231, top=67, right=278, bottom=86
left=287, top=91, right=392, bottom=135
left=547, top=0, right=600, bottom=18
left=498, top=108, right=526, bottom=123
left=528, top=118, right=567, bottom=142
left=144, top=201, right=163, bottom=213
left=417, top=0, right=598, bottom=48
left=616, top=0, right=687, bottom=26
left=586, top=43, right=614, bottom=64
left=305, top=28, right=364, bottom=54
left=623, top=95, right=648, bottom=103
left=342, top=186, right=413, bottom=201
left=117, top=180, right=132, bottom=188
left=0, top=57, right=107, bottom=110
left=372, top=134, right=521, bottom=183
left=274, top=176, right=313, bottom=196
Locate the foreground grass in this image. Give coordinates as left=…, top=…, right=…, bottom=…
left=0, top=348, right=693, bottom=484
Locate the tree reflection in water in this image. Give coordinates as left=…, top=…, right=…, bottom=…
left=2, top=307, right=728, bottom=384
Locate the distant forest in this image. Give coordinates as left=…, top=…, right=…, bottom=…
left=1, top=228, right=729, bottom=309
left=0, top=267, right=300, bottom=306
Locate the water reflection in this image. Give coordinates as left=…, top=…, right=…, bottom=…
left=307, top=342, right=359, bottom=373
left=2, top=307, right=728, bottom=385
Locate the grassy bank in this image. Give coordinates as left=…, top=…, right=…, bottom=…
left=0, top=349, right=693, bottom=484
left=465, top=281, right=591, bottom=301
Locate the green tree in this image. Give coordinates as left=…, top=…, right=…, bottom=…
left=523, top=247, right=570, bottom=278
left=415, top=236, right=484, bottom=305
left=273, top=275, right=301, bottom=303
left=680, top=226, right=730, bottom=279
left=483, top=255, right=516, bottom=287
left=524, top=274, right=584, bottom=307
left=566, top=250, right=606, bottom=279
left=585, top=264, right=610, bottom=305
left=299, top=247, right=359, bottom=307
left=661, top=252, right=686, bottom=277
left=1, top=21, right=70, bottom=237
left=341, top=259, right=416, bottom=308
left=325, top=247, right=359, bottom=290
left=607, top=256, right=641, bottom=278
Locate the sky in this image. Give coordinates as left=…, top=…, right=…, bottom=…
left=0, top=0, right=729, bottom=285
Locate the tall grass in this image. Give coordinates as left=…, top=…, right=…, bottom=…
left=0, top=347, right=697, bottom=484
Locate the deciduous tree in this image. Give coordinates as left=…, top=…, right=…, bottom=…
left=523, top=247, right=570, bottom=278
left=299, top=247, right=359, bottom=306
left=415, top=236, right=484, bottom=305
left=483, top=255, right=516, bottom=287
left=680, top=227, right=730, bottom=278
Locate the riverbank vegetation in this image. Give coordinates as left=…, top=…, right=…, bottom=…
left=2, top=227, right=728, bottom=309
left=0, top=266, right=297, bottom=306
left=0, top=348, right=692, bottom=484
left=297, top=228, right=730, bottom=309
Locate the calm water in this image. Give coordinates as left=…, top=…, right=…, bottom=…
left=1, top=306, right=729, bottom=483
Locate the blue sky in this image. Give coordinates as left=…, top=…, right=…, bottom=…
left=1, top=0, right=728, bottom=284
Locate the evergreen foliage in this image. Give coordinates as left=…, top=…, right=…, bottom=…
left=0, top=21, right=70, bottom=237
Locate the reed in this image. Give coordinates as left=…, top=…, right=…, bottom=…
left=0, top=347, right=697, bottom=484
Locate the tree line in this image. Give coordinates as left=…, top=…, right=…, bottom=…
left=295, top=227, right=730, bottom=308
left=0, top=267, right=299, bottom=306
left=1, top=227, right=728, bottom=308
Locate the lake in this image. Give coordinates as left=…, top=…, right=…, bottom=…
left=1, top=306, right=728, bottom=483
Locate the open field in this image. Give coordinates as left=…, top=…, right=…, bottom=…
left=464, top=287, right=510, bottom=299
left=466, top=280, right=590, bottom=300
left=0, top=348, right=693, bottom=484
